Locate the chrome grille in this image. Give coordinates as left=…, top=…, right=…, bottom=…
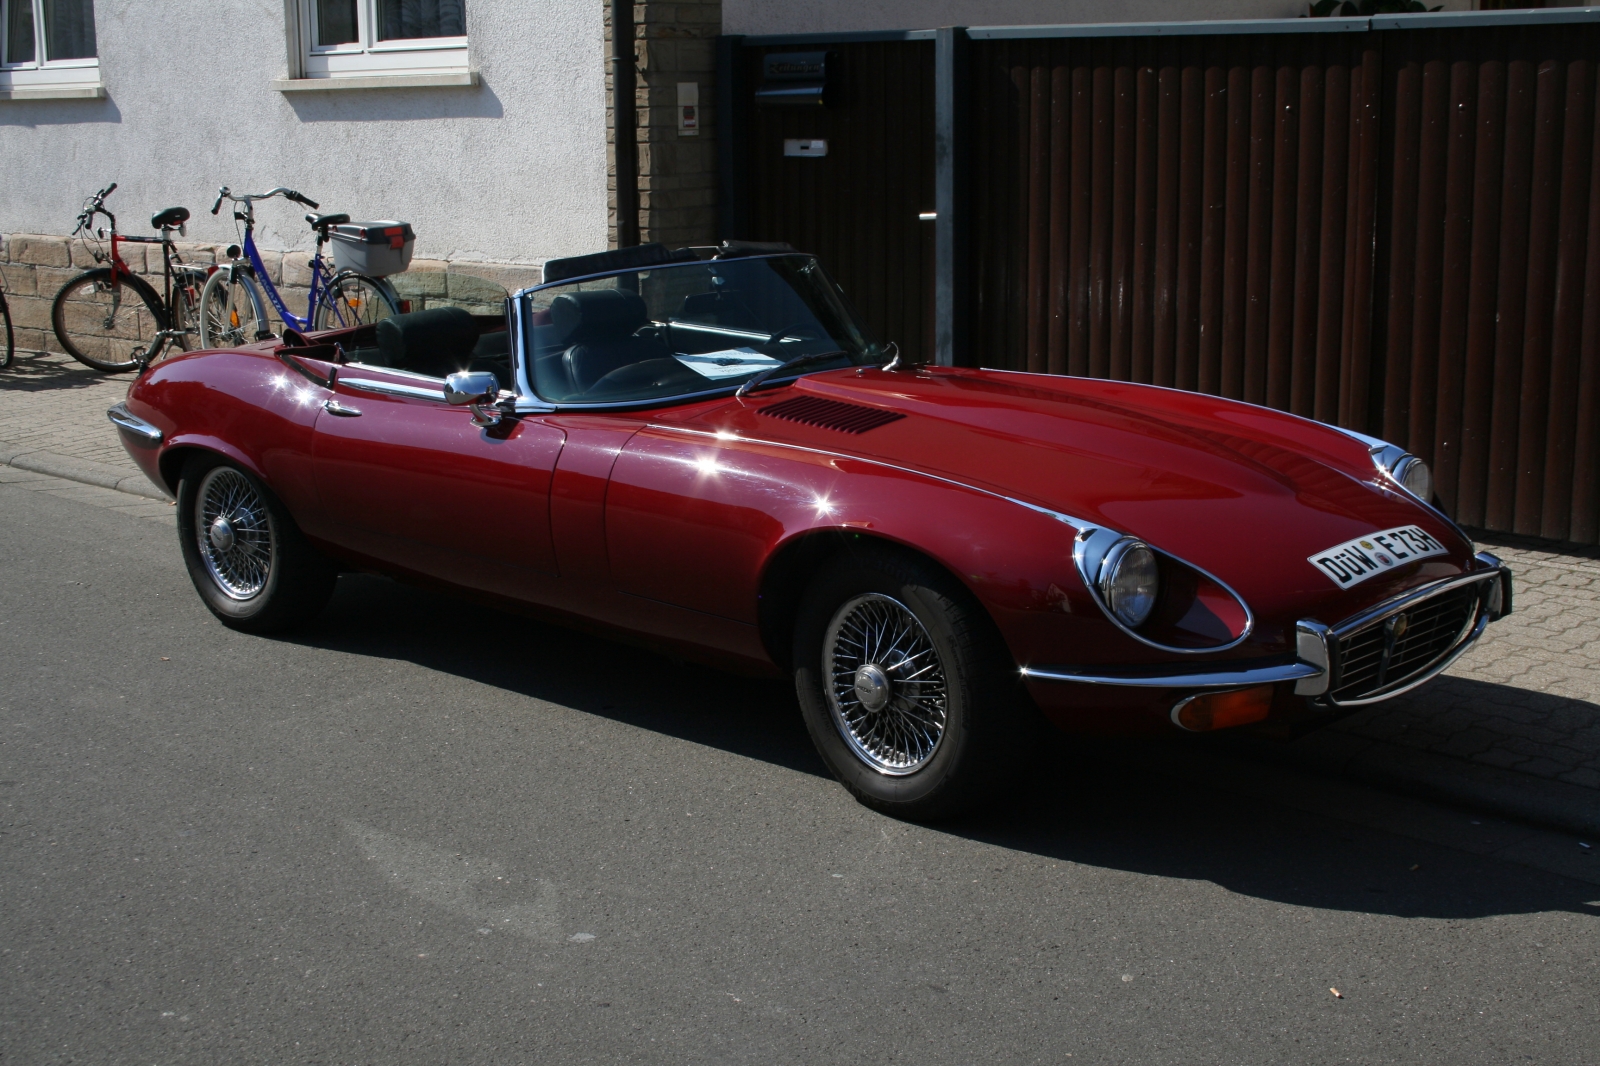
left=1330, top=585, right=1479, bottom=703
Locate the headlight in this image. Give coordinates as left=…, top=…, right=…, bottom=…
left=1098, top=539, right=1159, bottom=628
left=1393, top=455, right=1433, bottom=501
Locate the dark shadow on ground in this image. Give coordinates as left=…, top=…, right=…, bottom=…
left=284, top=572, right=1600, bottom=923
left=0, top=349, right=129, bottom=392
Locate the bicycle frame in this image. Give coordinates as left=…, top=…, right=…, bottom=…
left=74, top=189, right=194, bottom=367
left=236, top=226, right=326, bottom=335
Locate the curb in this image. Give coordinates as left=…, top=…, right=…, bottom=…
left=0, top=446, right=170, bottom=501
left=1234, top=732, right=1600, bottom=839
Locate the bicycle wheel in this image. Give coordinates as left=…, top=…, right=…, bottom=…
left=51, top=268, right=166, bottom=373
left=1, top=287, right=14, bottom=369
left=167, top=266, right=210, bottom=354
left=313, top=270, right=399, bottom=331
left=198, top=266, right=268, bottom=349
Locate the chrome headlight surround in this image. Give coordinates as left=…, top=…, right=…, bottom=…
left=1337, top=428, right=1434, bottom=504
left=1071, top=526, right=1254, bottom=654
left=1098, top=538, right=1159, bottom=628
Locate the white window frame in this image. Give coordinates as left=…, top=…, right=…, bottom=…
left=278, top=0, right=474, bottom=90
left=0, top=0, right=103, bottom=100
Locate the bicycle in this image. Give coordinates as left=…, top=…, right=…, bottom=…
left=51, top=183, right=206, bottom=373
left=197, top=186, right=397, bottom=349
left=1, top=237, right=13, bottom=370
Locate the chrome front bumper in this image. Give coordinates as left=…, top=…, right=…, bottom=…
left=1021, top=553, right=1512, bottom=706
left=107, top=402, right=163, bottom=446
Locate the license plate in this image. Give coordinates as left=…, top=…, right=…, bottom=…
left=1308, top=525, right=1448, bottom=588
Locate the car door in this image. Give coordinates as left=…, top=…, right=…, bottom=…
left=311, top=363, right=566, bottom=598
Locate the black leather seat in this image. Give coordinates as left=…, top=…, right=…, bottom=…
left=548, top=288, right=664, bottom=395
left=375, top=306, right=479, bottom=379
left=306, top=212, right=351, bottom=232
left=150, top=206, right=189, bottom=230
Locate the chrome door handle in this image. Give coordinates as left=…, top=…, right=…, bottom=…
left=323, top=399, right=362, bottom=417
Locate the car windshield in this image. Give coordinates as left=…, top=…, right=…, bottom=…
left=523, top=254, right=880, bottom=404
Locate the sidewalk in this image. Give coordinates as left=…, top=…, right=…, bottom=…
left=4, top=347, right=1599, bottom=837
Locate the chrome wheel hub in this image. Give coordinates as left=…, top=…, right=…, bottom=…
left=208, top=515, right=236, bottom=552
left=853, top=664, right=891, bottom=712
left=195, top=467, right=274, bottom=600
left=823, top=593, right=949, bottom=776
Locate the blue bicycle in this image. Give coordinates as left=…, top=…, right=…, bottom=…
left=197, top=186, right=398, bottom=348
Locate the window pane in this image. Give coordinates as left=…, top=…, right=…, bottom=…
left=42, top=0, right=95, bottom=60
left=377, top=0, right=464, bottom=41
left=5, top=0, right=37, bottom=65
left=316, top=0, right=357, bottom=45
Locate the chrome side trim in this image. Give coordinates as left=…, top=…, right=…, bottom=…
left=107, top=402, right=162, bottom=445
left=1021, top=660, right=1320, bottom=689
left=340, top=376, right=445, bottom=402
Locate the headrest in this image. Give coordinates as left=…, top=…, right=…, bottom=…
left=547, top=288, right=648, bottom=346
left=375, top=306, right=478, bottom=369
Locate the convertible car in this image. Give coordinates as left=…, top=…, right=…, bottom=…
left=109, top=241, right=1513, bottom=819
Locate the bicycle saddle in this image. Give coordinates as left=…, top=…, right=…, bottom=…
left=306, top=212, right=351, bottom=232
left=151, top=206, right=190, bottom=229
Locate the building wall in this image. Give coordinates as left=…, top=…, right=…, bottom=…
left=0, top=0, right=609, bottom=268
left=723, top=0, right=1481, bottom=35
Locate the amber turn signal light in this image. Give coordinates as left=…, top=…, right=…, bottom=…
left=1171, top=685, right=1274, bottom=732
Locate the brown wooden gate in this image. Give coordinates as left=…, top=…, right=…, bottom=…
left=1375, top=21, right=1600, bottom=543
left=723, top=35, right=936, bottom=360
left=722, top=12, right=1600, bottom=545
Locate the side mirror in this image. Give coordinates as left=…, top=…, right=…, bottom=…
left=443, top=370, right=503, bottom=428
left=443, top=370, right=499, bottom=406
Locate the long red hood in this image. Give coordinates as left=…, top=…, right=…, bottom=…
left=682, top=366, right=1474, bottom=620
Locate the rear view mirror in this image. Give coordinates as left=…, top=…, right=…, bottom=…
left=443, top=370, right=499, bottom=406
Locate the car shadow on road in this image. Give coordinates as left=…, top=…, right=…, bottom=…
left=289, top=573, right=1600, bottom=923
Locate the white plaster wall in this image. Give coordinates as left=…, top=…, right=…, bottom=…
left=726, top=0, right=1478, bottom=36
left=0, top=0, right=608, bottom=265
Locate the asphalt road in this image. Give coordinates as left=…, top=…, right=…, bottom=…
left=3, top=473, right=1599, bottom=1065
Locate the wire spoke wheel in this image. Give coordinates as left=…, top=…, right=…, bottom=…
left=195, top=466, right=276, bottom=600
left=51, top=268, right=164, bottom=372
left=823, top=593, right=950, bottom=775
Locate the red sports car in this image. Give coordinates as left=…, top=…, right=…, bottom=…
left=109, top=242, right=1512, bottom=819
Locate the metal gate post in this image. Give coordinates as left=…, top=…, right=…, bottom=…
left=716, top=34, right=745, bottom=242
left=934, top=27, right=970, bottom=367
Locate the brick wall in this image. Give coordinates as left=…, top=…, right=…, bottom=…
left=608, top=1, right=721, bottom=250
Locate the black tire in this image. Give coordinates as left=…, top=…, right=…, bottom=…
left=51, top=267, right=166, bottom=372
left=0, top=287, right=13, bottom=369
left=793, top=543, right=1029, bottom=821
left=176, top=453, right=337, bottom=633
left=313, top=271, right=399, bottom=331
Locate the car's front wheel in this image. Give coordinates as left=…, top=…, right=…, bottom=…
left=793, top=544, right=1028, bottom=821
left=176, top=454, right=337, bottom=633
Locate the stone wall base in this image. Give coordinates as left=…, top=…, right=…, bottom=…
left=2, top=232, right=542, bottom=356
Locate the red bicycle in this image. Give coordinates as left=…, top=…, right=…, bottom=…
left=51, top=183, right=206, bottom=373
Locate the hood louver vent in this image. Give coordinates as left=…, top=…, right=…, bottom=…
left=755, top=395, right=906, bottom=434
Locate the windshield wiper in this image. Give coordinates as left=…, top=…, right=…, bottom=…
left=735, top=350, right=849, bottom=399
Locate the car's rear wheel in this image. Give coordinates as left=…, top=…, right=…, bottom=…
left=176, top=454, right=336, bottom=633
left=793, top=544, right=1027, bottom=821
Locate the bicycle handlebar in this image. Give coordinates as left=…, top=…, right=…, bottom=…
left=211, top=185, right=321, bottom=214
left=73, top=182, right=119, bottom=235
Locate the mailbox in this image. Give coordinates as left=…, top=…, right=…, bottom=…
left=757, top=50, right=831, bottom=106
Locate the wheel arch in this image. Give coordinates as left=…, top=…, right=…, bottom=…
left=158, top=439, right=268, bottom=496
left=755, top=528, right=991, bottom=673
